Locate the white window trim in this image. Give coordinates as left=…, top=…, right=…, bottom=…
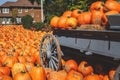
left=18, top=8, right=22, bottom=13
left=25, top=8, right=28, bottom=12
left=2, top=8, right=9, bottom=13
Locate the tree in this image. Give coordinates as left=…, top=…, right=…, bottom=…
left=11, top=8, right=18, bottom=24
left=21, top=15, right=33, bottom=29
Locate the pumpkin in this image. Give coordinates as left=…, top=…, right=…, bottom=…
left=57, top=16, right=68, bottom=29
left=65, top=17, right=77, bottom=29
left=66, top=70, right=83, bottom=80
left=30, top=64, right=46, bottom=80
left=50, top=16, right=60, bottom=28
left=77, top=12, right=92, bottom=25
left=102, top=10, right=119, bottom=26
left=24, top=62, right=34, bottom=73
left=91, top=10, right=106, bottom=25
left=48, top=70, right=67, bottom=80
left=61, top=58, right=66, bottom=68
left=17, top=56, right=26, bottom=64
left=90, top=1, right=104, bottom=12
left=62, top=11, right=72, bottom=17
left=78, top=61, right=93, bottom=76
left=105, top=10, right=119, bottom=15
left=99, top=74, right=104, bottom=80
left=83, top=74, right=101, bottom=80
left=2, top=55, right=18, bottom=68
left=64, top=59, right=78, bottom=72
left=109, top=69, right=115, bottom=80
left=71, top=9, right=83, bottom=19
left=44, top=68, right=53, bottom=78
left=103, top=75, right=109, bottom=80
left=13, top=71, right=31, bottom=80
left=0, top=60, right=2, bottom=67
left=0, top=65, right=10, bottom=76
left=12, top=63, right=27, bottom=78
left=0, top=72, right=3, bottom=76
left=0, top=75, right=12, bottom=80
left=25, top=55, right=36, bottom=64
left=104, top=1, right=120, bottom=12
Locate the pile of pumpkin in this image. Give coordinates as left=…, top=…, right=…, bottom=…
left=50, top=0, right=120, bottom=30
left=0, top=25, right=52, bottom=79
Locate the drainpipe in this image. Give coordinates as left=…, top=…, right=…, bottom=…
left=40, top=0, right=44, bottom=22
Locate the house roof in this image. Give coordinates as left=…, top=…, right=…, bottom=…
left=0, top=0, right=40, bottom=8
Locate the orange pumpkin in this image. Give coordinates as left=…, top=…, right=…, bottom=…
left=109, top=69, right=115, bottom=80
left=57, top=16, right=68, bottom=29
left=61, top=58, right=66, bottom=67
left=77, top=12, right=92, bottom=25
left=102, top=10, right=119, bottom=26
left=99, top=74, right=104, bottom=80
left=12, top=63, right=27, bottom=78
left=48, top=70, right=67, bottom=80
left=105, top=10, right=119, bottom=15
left=103, top=75, right=109, bottom=80
left=0, top=60, right=2, bottom=67
left=83, top=74, right=101, bottom=80
left=0, top=75, right=12, bottom=80
left=90, top=1, right=104, bottom=12
left=91, top=10, right=105, bottom=25
left=62, top=11, right=72, bottom=17
left=104, top=1, right=120, bottom=12
left=13, top=71, right=31, bottom=80
left=30, top=64, right=46, bottom=80
left=64, top=59, right=78, bottom=72
left=71, top=9, right=83, bottom=19
left=78, top=61, right=93, bottom=76
left=66, top=70, right=83, bottom=80
left=25, top=55, right=36, bottom=64
left=0, top=65, right=10, bottom=76
left=65, top=17, right=77, bottom=29
left=24, top=62, right=34, bottom=73
left=2, top=55, right=18, bottom=68
left=17, top=56, right=26, bottom=64
left=44, top=68, right=53, bottom=78
left=50, top=16, right=60, bottom=28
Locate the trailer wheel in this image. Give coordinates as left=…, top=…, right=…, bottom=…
left=40, top=34, right=62, bottom=71
left=114, top=65, right=120, bottom=80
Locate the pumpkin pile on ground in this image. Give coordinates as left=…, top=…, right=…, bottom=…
left=50, top=0, right=120, bottom=30
left=0, top=25, right=52, bottom=80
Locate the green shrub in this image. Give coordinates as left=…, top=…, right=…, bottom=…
left=32, top=22, right=44, bottom=31
left=21, top=15, right=33, bottom=29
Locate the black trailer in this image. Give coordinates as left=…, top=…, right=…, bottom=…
left=40, top=14, right=120, bottom=80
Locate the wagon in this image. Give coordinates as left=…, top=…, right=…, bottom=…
left=40, top=14, right=120, bottom=80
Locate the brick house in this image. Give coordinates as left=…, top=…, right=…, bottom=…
left=0, top=0, right=41, bottom=24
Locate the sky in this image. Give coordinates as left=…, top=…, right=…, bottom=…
left=0, top=0, right=17, bottom=5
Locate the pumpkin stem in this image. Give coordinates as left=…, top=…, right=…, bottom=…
left=84, top=63, right=90, bottom=67
left=35, top=63, right=41, bottom=67
left=77, top=10, right=83, bottom=14
left=21, top=70, right=26, bottom=74
left=2, top=62, right=8, bottom=67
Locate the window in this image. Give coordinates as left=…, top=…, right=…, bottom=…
left=25, top=8, right=28, bottom=12
left=18, top=8, right=22, bottom=13
left=31, top=13, right=34, bottom=17
left=16, top=18, right=21, bottom=23
left=2, top=8, right=9, bottom=13
left=3, top=18, right=7, bottom=22
left=2, top=18, right=10, bottom=24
